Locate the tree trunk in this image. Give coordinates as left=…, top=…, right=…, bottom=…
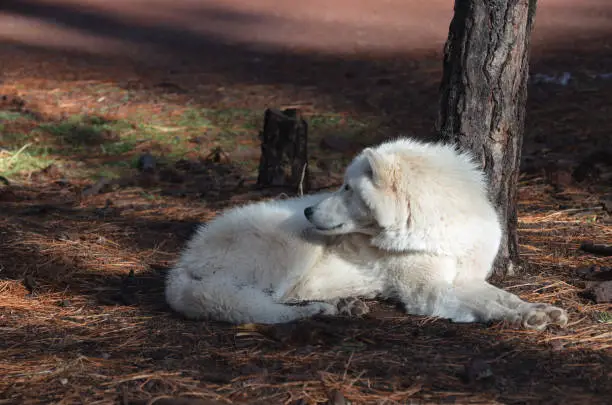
left=437, top=0, right=537, bottom=278
left=257, top=108, right=311, bottom=194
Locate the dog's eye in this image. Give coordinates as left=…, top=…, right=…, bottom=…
left=344, top=184, right=351, bottom=191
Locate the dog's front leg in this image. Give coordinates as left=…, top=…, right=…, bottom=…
left=452, top=280, right=569, bottom=330
left=389, top=255, right=568, bottom=330
left=274, top=260, right=380, bottom=319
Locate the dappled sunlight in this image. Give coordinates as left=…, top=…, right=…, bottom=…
left=0, top=12, right=140, bottom=55
left=2, top=0, right=612, bottom=58
left=1, top=0, right=452, bottom=56
left=1, top=0, right=611, bottom=403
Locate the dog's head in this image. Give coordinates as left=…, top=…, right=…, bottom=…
left=304, top=146, right=411, bottom=251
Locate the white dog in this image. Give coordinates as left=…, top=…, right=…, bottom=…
left=165, top=138, right=568, bottom=330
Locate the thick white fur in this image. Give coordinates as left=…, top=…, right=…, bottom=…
left=165, top=138, right=568, bottom=329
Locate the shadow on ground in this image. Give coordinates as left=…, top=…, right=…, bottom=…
left=1, top=178, right=611, bottom=404
left=1, top=1, right=612, bottom=404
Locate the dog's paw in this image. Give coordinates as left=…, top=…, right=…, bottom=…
left=336, top=297, right=370, bottom=317
left=520, top=303, right=568, bottom=330
left=306, top=302, right=338, bottom=317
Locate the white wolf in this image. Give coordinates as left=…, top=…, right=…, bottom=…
left=165, top=138, right=568, bottom=330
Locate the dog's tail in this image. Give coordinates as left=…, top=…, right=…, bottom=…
left=165, top=266, right=334, bottom=324
left=164, top=265, right=212, bottom=320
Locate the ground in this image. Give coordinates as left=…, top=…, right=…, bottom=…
left=1, top=1, right=611, bottom=404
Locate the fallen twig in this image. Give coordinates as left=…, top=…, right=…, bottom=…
left=297, top=163, right=307, bottom=197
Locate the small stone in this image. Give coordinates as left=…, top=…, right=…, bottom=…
left=137, top=152, right=156, bottom=173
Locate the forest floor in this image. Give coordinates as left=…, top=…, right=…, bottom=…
left=1, top=1, right=611, bottom=404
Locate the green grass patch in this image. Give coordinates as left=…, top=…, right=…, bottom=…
left=0, top=144, right=55, bottom=178
left=0, top=107, right=382, bottom=181
left=0, top=110, right=30, bottom=122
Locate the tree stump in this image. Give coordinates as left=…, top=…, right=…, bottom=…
left=257, top=108, right=310, bottom=194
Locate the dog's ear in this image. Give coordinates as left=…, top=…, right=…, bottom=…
left=363, top=148, right=391, bottom=186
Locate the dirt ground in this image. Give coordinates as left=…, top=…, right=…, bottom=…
left=1, top=1, right=611, bottom=404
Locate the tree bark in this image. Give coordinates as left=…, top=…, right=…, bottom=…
left=437, top=0, right=537, bottom=278
left=257, top=108, right=311, bottom=194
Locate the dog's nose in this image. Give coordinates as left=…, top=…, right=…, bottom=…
left=304, top=206, right=314, bottom=219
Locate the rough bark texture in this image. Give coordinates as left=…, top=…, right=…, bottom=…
left=437, top=0, right=537, bottom=278
left=257, top=108, right=311, bottom=193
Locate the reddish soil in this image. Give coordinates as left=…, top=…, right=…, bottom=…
left=1, top=1, right=611, bottom=404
